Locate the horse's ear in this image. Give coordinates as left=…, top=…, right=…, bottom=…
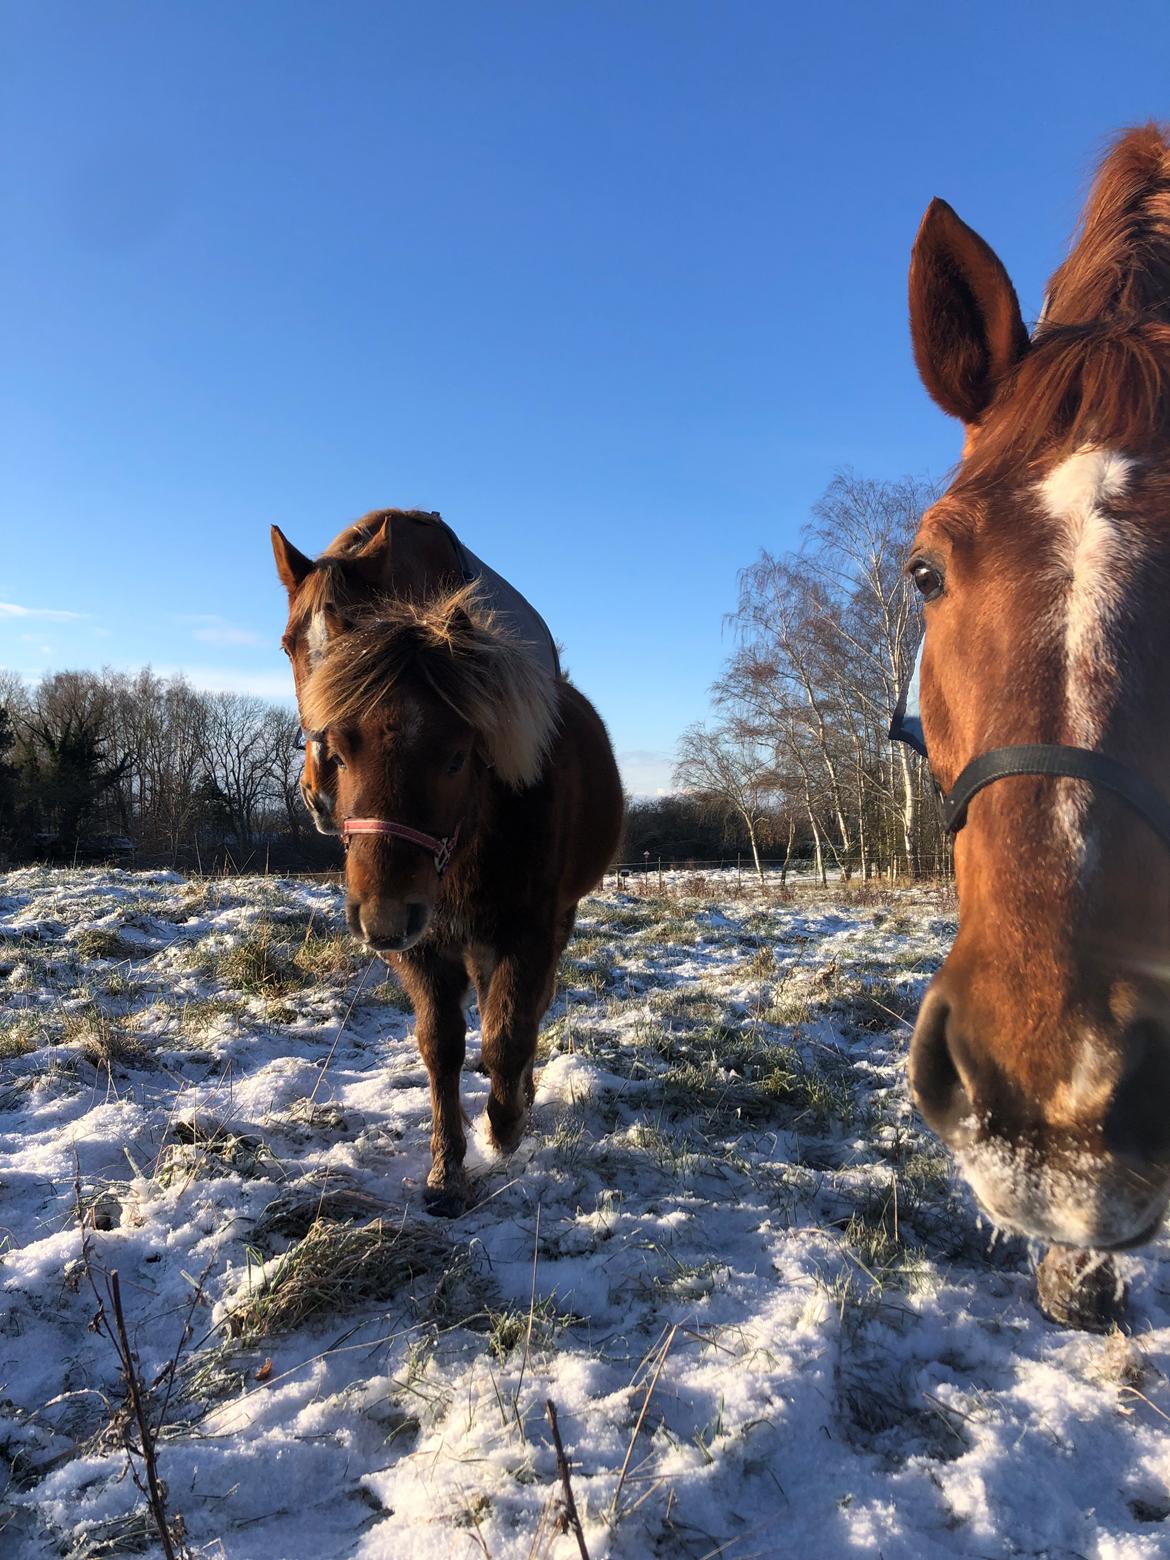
left=909, top=198, right=1029, bottom=424
left=271, top=526, right=314, bottom=594
left=346, top=515, right=393, bottom=586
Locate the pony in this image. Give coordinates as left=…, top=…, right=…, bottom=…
left=283, top=573, right=623, bottom=1214
left=903, top=126, right=1170, bottom=1323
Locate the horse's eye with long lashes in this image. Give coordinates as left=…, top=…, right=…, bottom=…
left=910, top=560, right=944, bottom=601
left=447, top=749, right=466, bottom=776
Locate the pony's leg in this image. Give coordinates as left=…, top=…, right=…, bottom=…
left=396, top=946, right=471, bottom=1217
left=480, top=916, right=572, bottom=1152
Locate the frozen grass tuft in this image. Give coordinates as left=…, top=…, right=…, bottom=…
left=72, top=926, right=139, bottom=962
left=211, top=925, right=310, bottom=995
left=253, top=1184, right=391, bottom=1245
left=156, top=1115, right=272, bottom=1186
left=62, top=1003, right=154, bottom=1070
left=223, top=1216, right=453, bottom=1343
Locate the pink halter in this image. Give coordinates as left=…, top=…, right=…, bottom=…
left=340, top=817, right=462, bottom=876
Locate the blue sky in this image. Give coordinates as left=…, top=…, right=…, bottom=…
left=4, top=2, right=1170, bottom=793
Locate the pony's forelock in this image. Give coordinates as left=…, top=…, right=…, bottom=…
left=301, top=584, right=560, bottom=789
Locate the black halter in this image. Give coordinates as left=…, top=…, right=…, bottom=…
left=890, top=644, right=1170, bottom=846
left=941, top=744, right=1170, bottom=843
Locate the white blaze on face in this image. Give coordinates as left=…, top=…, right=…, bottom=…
left=306, top=612, right=330, bottom=668
left=1036, top=448, right=1135, bottom=854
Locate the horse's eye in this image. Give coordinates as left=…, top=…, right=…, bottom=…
left=447, top=749, right=466, bottom=777
left=910, top=560, right=944, bottom=601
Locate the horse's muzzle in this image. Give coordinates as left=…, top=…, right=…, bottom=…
left=346, top=895, right=431, bottom=954
left=911, top=979, right=1170, bottom=1248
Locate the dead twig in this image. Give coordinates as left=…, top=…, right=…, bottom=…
left=75, top=1166, right=184, bottom=1560
left=512, top=1201, right=542, bottom=1436
left=546, top=1398, right=590, bottom=1560
left=104, top=1271, right=183, bottom=1560
left=610, top=1324, right=677, bottom=1518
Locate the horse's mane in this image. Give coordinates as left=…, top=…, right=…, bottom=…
left=301, top=584, right=560, bottom=790
left=968, top=126, right=1170, bottom=479
left=1042, top=125, right=1170, bottom=329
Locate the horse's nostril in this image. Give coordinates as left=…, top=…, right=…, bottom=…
left=910, top=992, right=975, bottom=1145
left=346, top=899, right=363, bottom=938
left=405, top=900, right=429, bottom=941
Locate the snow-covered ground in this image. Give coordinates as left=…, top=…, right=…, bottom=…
left=1, top=866, right=1168, bottom=1559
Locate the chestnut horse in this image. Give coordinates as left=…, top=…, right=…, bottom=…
left=275, top=555, right=622, bottom=1213
left=903, top=126, right=1170, bottom=1312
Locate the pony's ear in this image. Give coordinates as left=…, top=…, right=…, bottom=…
left=348, top=516, right=393, bottom=584
left=355, top=515, right=391, bottom=558
left=271, top=526, right=314, bottom=595
left=909, top=198, right=1029, bottom=424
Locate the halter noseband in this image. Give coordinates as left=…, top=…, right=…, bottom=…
left=941, top=745, right=1170, bottom=845
left=340, top=817, right=461, bottom=876
left=300, top=731, right=462, bottom=875
left=890, top=650, right=1170, bottom=848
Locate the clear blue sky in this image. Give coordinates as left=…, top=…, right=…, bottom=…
left=4, top=2, right=1170, bottom=793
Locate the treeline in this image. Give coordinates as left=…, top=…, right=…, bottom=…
left=2, top=471, right=944, bottom=880
left=0, top=668, right=337, bottom=870
left=621, top=794, right=786, bottom=866
left=674, top=471, right=948, bottom=880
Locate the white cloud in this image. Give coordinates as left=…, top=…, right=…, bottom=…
left=0, top=602, right=83, bottom=622
left=617, top=749, right=676, bottom=797
left=155, top=664, right=297, bottom=700
left=193, top=624, right=261, bottom=647
left=179, top=614, right=262, bottom=647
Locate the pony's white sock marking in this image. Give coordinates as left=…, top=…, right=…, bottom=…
left=1037, top=448, right=1134, bottom=855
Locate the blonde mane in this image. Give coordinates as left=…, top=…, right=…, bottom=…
left=301, top=584, right=561, bottom=790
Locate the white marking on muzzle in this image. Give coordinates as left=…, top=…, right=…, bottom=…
left=959, top=1132, right=1164, bottom=1248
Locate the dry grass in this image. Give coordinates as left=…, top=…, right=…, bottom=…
left=292, top=929, right=359, bottom=982
left=223, top=1216, right=453, bottom=1343
left=253, top=1185, right=390, bottom=1246
left=214, top=926, right=310, bottom=995
left=73, top=926, right=138, bottom=962
left=0, top=1014, right=44, bottom=1058
left=62, top=1004, right=154, bottom=1070
left=155, top=1115, right=272, bottom=1187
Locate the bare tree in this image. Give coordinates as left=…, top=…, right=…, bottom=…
left=673, top=722, right=775, bottom=881
left=198, top=694, right=287, bottom=854
left=702, top=470, right=947, bottom=881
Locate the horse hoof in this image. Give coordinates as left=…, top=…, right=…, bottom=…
left=487, top=1124, right=525, bottom=1156
left=423, top=1184, right=468, bottom=1219
left=486, top=1101, right=528, bottom=1155
left=1036, top=1247, right=1127, bottom=1332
